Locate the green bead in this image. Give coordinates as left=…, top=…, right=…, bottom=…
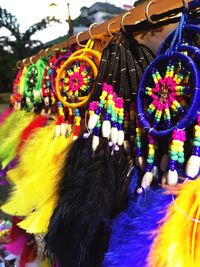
left=193, top=141, right=200, bottom=147
left=99, top=103, right=104, bottom=108
left=169, top=151, right=177, bottom=156
left=147, top=159, right=154, bottom=164
left=178, top=152, right=184, bottom=157
left=118, top=120, right=123, bottom=124
left=171, top=155, right=178, bottom=161
left=178, top=158, right=185, bottom=164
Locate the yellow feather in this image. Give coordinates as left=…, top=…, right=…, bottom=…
left=2, top=134, right=73, bottom=233
left=1, top=123, right=56, bottom=214
left=6, top=122, right=55, bottom=185
left=16, top=136, right=72, bottom=233
left=18, top=194, right=57, bottom=234
left=148, top=177, right=200, bottom=267
left=39, top=257, right=52, bottom=267
left=0, top=111, right=34, bottom=169
left=0, top=110, right=28, bottom=144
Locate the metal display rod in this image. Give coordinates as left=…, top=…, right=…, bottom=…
left=20, top=0, right=195, bottom=66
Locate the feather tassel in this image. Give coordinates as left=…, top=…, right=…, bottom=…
left=46, top=136, right=129, bottom=266
left=0, top=111, right=34, bottom=169
left=17, top=115, right=47, bottom=152
left=0, top=110, right=27, bottom=144
left=2, top=134, right=73, bottom=234
left=0, top=108, right=13, bottom=125
left=148, top=177, right=200, bottom=267
left=103, top=167, right=171, bottom=267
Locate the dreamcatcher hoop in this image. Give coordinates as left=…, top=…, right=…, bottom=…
left=55, top=55, right=98, bottom=108
left=24, top=59, right=46, bottom=98
left=137, top=51, right=200, bottom=137
left=157, top=24, right=200, bottom=55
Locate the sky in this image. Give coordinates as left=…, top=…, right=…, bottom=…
left=0, top=0, right=134, bottom=43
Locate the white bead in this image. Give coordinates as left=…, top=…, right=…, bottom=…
left=92, top=135, right=99, bottom=151
left=161, top=172, right=167, bottom=186
left=55, top=125, right=61, bottom=137
left=117, top=130, right=124, bottom=146
left=141, top=171, right=153, bottom=189
left=102, top=120, right=111, bottom=138
left=60, top=123, right=67, bottom=136
left=138, top=156, right=145, bottom=171
left=160, top=154, right=169, bottom=172
left=186, top=155, right=200, bottom=178
left=152, top=165, right=159, bottom=180
left=110, top=127, right=118, bottom=144
left=167, top=169, right=178, bottom=185
left=88, top=114, right=99, bottom=130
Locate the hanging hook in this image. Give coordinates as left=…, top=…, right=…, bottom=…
left=76, top=31, right=85, bottom=47
left=16, top=60, right=22, bottom=69
left=22, top=58, right=29, bottom=67
left=121, top=11, right=131, bottom=32
left=29, top=55, right=36, bottom=65
left=107, top=21, right=115, bottom=37
left=88, top=22, right=97, bottom=40
left=145, top=1, right=156, bottom=24
left=182, top=0, right=189, bottom=10
left=45, top=47, right=52, bottom=56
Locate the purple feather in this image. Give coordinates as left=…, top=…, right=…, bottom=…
left=103, top=168, right=171, bottom=267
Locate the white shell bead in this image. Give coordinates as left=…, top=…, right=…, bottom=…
left=110, top=127, right=118, bottom=144
left=102, top=120, right=111, bottom=138
left=92, top=135, right=100, bottom=152
left=186, top=155, right=200, bottom=178
left=167, top=169, right=178, bottom=185
left=88, top=114, right=99, bottom=130
left=117, top=130, right=124, bottom=146
left=55, top=125, right=61, bottom=137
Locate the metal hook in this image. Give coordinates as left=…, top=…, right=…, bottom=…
left=88, top=22, right=97, bottom=40
left=45, top=47, right=52, bottom=56
left=121, top=11, right=131, bottom=32
left=22, top=58, right=29, bottom=67
left=182, top=0, right=189, bottom=10
left=145, top=1, right=156, bottom=24
left=107, top=21, right=115, bottom=37
left=30, top=55, right=36, bottom=65
left=16, top=60, right=22, bottom=69
left=76, top=32, right=85, bottom=47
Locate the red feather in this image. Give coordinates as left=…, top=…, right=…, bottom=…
left=17, top=115, right=47, bottom=152
left=19, top=237, right=37, bottom=267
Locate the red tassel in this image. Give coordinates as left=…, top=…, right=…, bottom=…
left=19, top=237, right=37, bottom=267
left=17, top=115, right=47, bottom=152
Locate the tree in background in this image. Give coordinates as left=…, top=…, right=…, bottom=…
left=0, top=7, right=59, bottom=92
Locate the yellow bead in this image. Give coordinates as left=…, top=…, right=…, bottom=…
left=136, top=129, right=142, bottom=134
left=107, top=100, right=113, bottom=105
left=149, top=148, right=155, bottom=155
left=148, top=144, right=154, bottom=149
left=108, top=95, right=113, bottom=100
left=102, top=91, right=107, bottom=97
left=177, top=147, right=184, bottom=152
left=194, top=125, right=200, bottom=131
left=100, top=96, right=105, bottom=100
left=194, top=131, right=200, bottom=137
